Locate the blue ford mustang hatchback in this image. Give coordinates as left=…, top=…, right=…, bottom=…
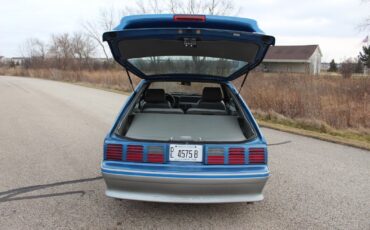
left=101, top=14, right=275, bottom=203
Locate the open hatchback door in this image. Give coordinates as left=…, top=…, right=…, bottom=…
left=103, top=14, right=275, bottom=81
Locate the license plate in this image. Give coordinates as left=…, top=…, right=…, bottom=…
left=169, top=144, right=203, bottom=162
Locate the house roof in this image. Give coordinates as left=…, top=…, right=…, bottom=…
left=264, top=45, right=321, bottom=61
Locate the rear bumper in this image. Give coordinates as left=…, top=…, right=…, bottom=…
left=101, top=161, right=269, bottom=203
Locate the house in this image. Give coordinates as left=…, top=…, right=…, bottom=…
left=0, top=56, right=5, bottom=64
left=261, top=45, right=322, bottom=75
left=11, top=57, right=27, bottom=65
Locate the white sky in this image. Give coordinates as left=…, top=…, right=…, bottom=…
left=0, top=0, right=369, bottom=62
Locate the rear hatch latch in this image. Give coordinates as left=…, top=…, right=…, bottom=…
left=183, top=38, right=197, bottom=48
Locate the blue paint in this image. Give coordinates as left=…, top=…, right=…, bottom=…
left=102, top=161, right=269, bottom=179
left=114, top=14, right=263, bottom=33
left=102, top=169, right=269, bottom=179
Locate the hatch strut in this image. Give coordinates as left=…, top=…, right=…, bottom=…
left=124, top=68, right=135, bottom=91
left=238, top=73, right=248, bottom=94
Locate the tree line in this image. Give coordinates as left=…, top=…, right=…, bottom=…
left=2, top=0, right=237, bottom=71
left=15, top=32, right=117, bottom=70
left=2, top=0, right=369, bottom=77
left=327, top=45, right=370, bottom=78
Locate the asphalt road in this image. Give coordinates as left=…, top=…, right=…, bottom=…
left=0, top=76, right=369, bottom=230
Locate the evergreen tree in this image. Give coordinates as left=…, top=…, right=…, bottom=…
left=328, top=59, right=337, bottom=72
left=358, top=45, right=370, bottom=68
left=355, top=59, right=363, bottom=73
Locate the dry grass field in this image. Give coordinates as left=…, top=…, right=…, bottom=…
left=239, top=72, right=370, bottom=143
left=0, top=67, right=140, bottom=92
left=1, top=67, right=369, bottom=144
left=242, top=72, right=370, bottom=129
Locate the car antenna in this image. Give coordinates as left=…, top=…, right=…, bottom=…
left=124, top=68, right=135, bottom=92
left=238, top=73, right=248, bottom=94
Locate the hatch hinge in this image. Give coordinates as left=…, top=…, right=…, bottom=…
left=238, top=73, right=248, bottom=94
left=124, top=68, right=135, bottom=92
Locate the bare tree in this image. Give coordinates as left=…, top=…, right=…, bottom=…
left=20, top=38, right=46, bottom=59
left=359, top=17, right=370, bottom=31
left=82, top=7, right=121, bottom=61
left=340, top=59, right=355, bottom=79
left=168, top=0, right=183, bottom=14
left=359, top=0, right=370, bottom=30
left=133, top=0, right=165, bottom=14
left=19, top=38, right=47, bottom=68
left=71, top=32, right=96, bottom=67
left=71, top=33, right=84, bottom=60
left=83, top=21, right=109, bottom=60
left=135, top=0, right=238, bottom=15
left=48, top=33, right=74, bottom=69
left=84, top=0, right=237, bottom=60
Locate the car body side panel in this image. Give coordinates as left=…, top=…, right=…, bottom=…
left=107, top=80, right=147, bottom=137
left=225, top=82, right=266, bottom=143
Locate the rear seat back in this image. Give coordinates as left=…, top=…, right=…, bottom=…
left=187, top=87, right=227, bottom=115
left=196, top=87, right=226, bottom=110
left=142, top=89, right=171, bottom=109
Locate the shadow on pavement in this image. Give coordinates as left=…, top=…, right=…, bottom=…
left=0, top=176, right=102, bottom=203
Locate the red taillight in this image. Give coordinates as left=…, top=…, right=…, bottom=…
left=126, top=145, right=143, bottom=162
left=249, top=148, right=265, bottom=164
left=147, top=154, right=164, bottom=163
left=207, top=148, right=225, bottom=164
left=147, top=146, right=164, bottom=163
left=228, top=148, right=245, bottom=164
left=208, top=156, right=224, bottom=164
left=173, top=15, right=206, bottom=22
left=106, top=144, right=122, bottom=161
